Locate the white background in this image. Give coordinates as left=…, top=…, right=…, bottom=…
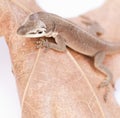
left=0, top=0, right=120, bottom=118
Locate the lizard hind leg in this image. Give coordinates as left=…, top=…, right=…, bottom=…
left=94, top=51, right=114, bottom=101
left=80, top=15, right=104, bottom=37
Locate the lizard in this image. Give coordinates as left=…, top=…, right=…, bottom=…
left=17, top=11, right=118, bottom=101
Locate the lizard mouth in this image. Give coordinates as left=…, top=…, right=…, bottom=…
left=22, top=28, right=47, bottom=38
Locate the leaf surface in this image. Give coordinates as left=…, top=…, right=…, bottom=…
left=0, top=0, right=120, bottom=117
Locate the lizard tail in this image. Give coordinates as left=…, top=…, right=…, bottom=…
left=106, top=42, right=120, bottom=54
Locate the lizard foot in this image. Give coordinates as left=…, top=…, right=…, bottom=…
left=98, top=80, right=110, bottom=102
left=98, top=79, right=114, bottom=88
left=98, top=79, right=114, bottom=102
left=103, top=86, right=110, bottom=102
left=36, top=39, right=50, bottom=51
left=98, top=79, right=110, bottom=88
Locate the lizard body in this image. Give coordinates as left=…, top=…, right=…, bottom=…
left=17, top=12, right=119, bottom=101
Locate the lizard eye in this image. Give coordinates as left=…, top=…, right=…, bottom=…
left=37, top=30, right=43, bottom=34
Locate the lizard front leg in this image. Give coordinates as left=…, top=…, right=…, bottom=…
left=94, top=51, right=114, bottom=101
left=36, top=35, right=67, bottom=52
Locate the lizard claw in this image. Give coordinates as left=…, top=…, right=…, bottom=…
left=98, top=79, right=114, bottom=89
left=98, top=79, right=114, bottom=102
left=98, top=80, right=110, bottom=102
left=103, top=86, right=110, bottom=102
left=42, top=39, right=49, bottom=48
left=35, top=40, right=41, bottom=44
left=98, top=80, right=109, bottom=88
left=36, top=39, right=50, bottom=51
left=35, top=40, right=43, bottom=48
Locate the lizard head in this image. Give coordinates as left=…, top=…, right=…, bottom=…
left=17, top=13, right=47, bottom=38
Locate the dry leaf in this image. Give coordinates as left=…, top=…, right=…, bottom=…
left=0, top=0, right=120, bottom=118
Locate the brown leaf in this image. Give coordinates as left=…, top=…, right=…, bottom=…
left=0, top=0, right=120, bottom=118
